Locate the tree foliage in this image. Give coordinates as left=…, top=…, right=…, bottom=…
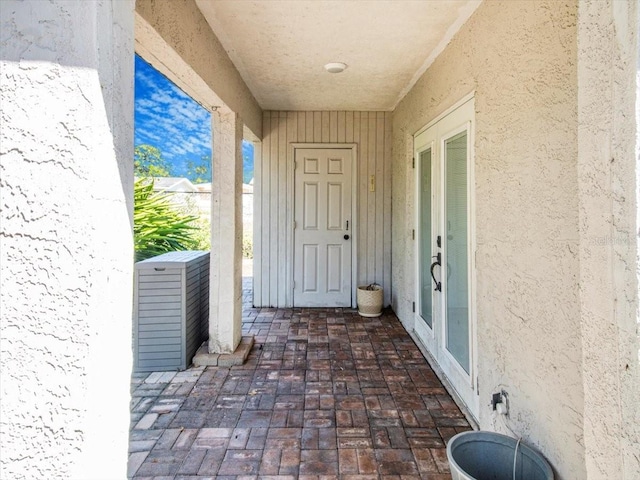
left=135, top=144, right=173, bottom=177
left=133, top=179, right=200, bottom=261
left=186, top=155, right=211, bottom=184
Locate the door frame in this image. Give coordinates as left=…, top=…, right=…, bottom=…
left=289, top=143, right=359, bottom=308
left=413, top=94, right=479, bottom=420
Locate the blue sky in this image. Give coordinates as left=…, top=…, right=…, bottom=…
left=135, top=54, right=254, bottom=183
left=134, top=55, right=212, bottom=179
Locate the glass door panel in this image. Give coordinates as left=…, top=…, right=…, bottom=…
left=444, top=131, right=469, bottom=373
left=419, top=148, right=433, bottom=328
left=413, top=96, right=476, bottom=420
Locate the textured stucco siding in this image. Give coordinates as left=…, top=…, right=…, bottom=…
left=393, top=0, right=640, bottom=478
left=0, top=1, right=135, bottom=478
left=209, top=111, right=244, bottom=353
left=392, top=1, right=585, bottom=478
left=577, top=1, right=640, bottom=478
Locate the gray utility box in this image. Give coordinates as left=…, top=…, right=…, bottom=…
left=133, top=251, right=210, bottom=372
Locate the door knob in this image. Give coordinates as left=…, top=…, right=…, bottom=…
left=344, top=234, right=350, bottom=240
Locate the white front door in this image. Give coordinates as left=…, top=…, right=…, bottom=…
left=414, top=98, right=478, bottom=419
left=293, top=148, right=353, bottom=307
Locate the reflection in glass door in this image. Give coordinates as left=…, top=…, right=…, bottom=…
left=444, top=132, right=469, bottom=373
left=414, top=97, right=477, bottom=419
left=419, top=148, right=433, bottom=329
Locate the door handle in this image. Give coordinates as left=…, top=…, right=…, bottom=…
left=344, top=234, right=350, bottom=240
left=430, top=252, right=442, bottom=292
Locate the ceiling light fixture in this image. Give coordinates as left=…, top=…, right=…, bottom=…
left=324, top=62, right=347, bottom=73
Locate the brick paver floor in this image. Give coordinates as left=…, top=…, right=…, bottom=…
left=129, top=276, right=472, bottom=479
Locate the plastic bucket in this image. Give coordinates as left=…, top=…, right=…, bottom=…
left=447, top=431, right=554, bottom=480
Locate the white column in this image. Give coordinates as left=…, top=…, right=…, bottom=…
left=577, top=1, right=640, bottom=478
left=1, top=1, right=134, bottom=479
left=209, top=109, right=243, bottom=353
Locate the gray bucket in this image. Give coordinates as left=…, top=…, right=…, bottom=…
left=447, top=431, right=554, bottom=480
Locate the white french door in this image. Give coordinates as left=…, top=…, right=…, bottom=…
left=414, top=97, right=478, bottom=419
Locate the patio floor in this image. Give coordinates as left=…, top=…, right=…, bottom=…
left=128, top=274, right=472, bottom=479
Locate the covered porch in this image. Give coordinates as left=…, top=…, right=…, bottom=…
left=2, top=1, right=639, bottom=480
left=128, top=274, right=471, bottom=478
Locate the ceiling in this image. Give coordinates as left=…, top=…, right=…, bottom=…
left=195, top=0, right=481, bottom=112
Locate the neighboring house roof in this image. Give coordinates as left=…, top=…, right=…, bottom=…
left=190, top=182, right=254, bottom=194
left=150, top=177, right=198, bottom=193
left=136, top=178, right=254, bottom=194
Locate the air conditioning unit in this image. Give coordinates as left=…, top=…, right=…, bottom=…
left=133, top=251, right=210, bottom=372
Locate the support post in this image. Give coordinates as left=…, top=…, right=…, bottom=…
left=1, top=1, right=134, bottom=478
left=209, top=109, right=243, bottom=353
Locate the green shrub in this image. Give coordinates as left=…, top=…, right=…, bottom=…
left=242, top=232, right=253, bottom=259
left=134, top=179, right=200, bottom=261
left=189, top=215, right=211, bottom=252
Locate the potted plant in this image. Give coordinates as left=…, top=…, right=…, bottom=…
left=357, top=283, right=383, bottom=317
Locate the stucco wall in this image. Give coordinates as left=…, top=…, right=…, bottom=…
left=393, top=0, right=640, bottom=478
left=576, top=1, right=640, bottom=478
left=209, top=110, right=244, bottom=353
left=0, top=1, right=134, bottom=478
left=392, top=1, right=585, bottom=478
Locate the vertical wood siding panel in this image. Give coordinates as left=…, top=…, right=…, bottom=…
left=306, top=111, right=314, bottom=142
left=277, top=113, right=288, bottom=307
left=253, top=136, right=262, bottom=307
left=383, top=112, right=392, bottom=306
left=337, top=111, right=346, bottom=143
left=288, top=111, right=298, bottom=143
left=330, top=111, right=338, bottom=142
left=269, top=112, right=279, bottom=307
left=351, top=112, right=361, bottom=286
left=321, top=111, right=330, bottom=143
left=345, top=112, right=354, bottom=143
left=261, top=112, right=271, bottom=306
left=358, top=112, right=369, bottom=285
left=284, top=112, right=297, bottom=306
left=297, top=111, right=306, bottom=143
left=313, top=111, right=322, bottom=142
left=278, top=111, right=288, bottom=299
left=367, top=114, right=376, bottom=286
left=257, top=110, right=391, bottom=307
left=375, top=112, right=385, bottom=290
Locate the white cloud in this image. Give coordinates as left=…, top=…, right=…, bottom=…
left=135, top=55, right=212, bottom=177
